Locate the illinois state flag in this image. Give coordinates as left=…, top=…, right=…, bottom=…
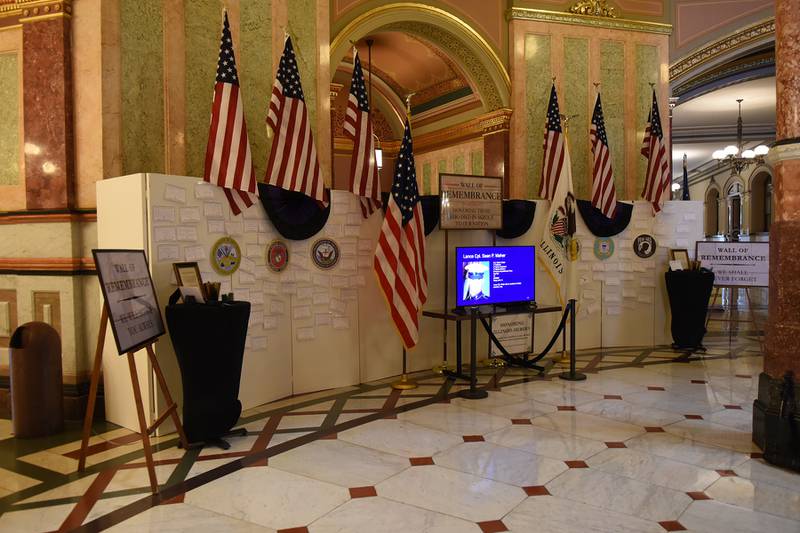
left=538, top=86, right=577, bottom=306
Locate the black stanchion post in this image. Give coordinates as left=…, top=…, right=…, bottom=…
left=459, top=307, right=489, bottom=399
left=559, top=299, right=587, bottom=381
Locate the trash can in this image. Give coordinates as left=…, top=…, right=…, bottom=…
left=9, top=322, right=64, bottom=438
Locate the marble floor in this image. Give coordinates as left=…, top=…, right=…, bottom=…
left=0, top=331, right=797, bottom=532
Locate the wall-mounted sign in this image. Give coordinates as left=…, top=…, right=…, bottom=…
left=439, top=174, right=503, bottom=230
left=266, top=240, right=289, bottom=272
left=633, top=234, right=656, bottom=259
left=93, top=249, right=165, bottom=355
left=593, top=237, right=615, bottom=260
left=312, top=238, right=340, bottom=269
left=211, top=236, right=241, bottom=276
left=695, top=241, right=769, bottom=287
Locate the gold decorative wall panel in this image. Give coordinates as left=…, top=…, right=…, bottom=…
left=0, top=52, right=19, bottom=186
left=240, top=0, right=272, bottom=179
left=564, top=37, right=589, bottom=199
left=636, top=43, right=659, bottom=196
left=524, top=33, right=551, bottom=199
left=119, top=0, right=164, bottom=175
left=184, top=0, right=222, bottom=179
left=600, top=39, right=626, bottom=198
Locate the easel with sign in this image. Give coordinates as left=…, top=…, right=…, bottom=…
left=78, top=250, right=188, bottom=495
left=697, top=240, right=769, bottom=351
left=705, top=285, right=765, bottom=349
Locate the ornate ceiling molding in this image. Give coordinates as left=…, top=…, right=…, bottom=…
left=1, top=0, right=71, bottom=20
left=672, top=54, right=774, bottom=98
left=333, top=108, right=513, bottom=156
left=507, top=7, right=671, bottom=35
left=669, top=18, right=774, bottom=82
left=569, top=0, right=618, bottom=18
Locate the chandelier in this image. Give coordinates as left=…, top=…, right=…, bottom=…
left=711, top=99, right=769, bottom=175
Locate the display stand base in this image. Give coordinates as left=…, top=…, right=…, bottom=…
left=559, top=371, right=587, bottom=381
left=556, top=350, right=571, bottom=365
left=672, top=343, right=707, bottom=353
left=187, top=428, right=249, bottom=451
left=391, top=374, right=418, bottom=390
left=483, top=357, right=506, bottom=368
left=458, top=388, right=489, bottom=399
left=432, top=362, right=454, bottom=374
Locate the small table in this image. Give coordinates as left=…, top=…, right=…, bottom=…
left=166, top=301, right=250, bottom=447
left=423, top=304, right=562, bottom=399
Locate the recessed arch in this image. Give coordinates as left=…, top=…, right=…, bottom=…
left=749, top=167, right=772, bottom=233
left=705, top=184, right=720, bottom=236
left=330, top=3, right=511, bottom=113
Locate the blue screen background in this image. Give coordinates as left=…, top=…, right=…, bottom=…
left=455, top=246, right=536, bottom=307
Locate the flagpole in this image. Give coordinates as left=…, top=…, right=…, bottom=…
left=391, top=93, right=420, bottom=391
left=557, top=112, right=574, bottom=366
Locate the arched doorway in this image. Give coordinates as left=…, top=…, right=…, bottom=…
left=750, top=169, right=772, bottom=234
left=705, top=186, right=720, bottom=236
left=725, top=179, right=745, bottom=240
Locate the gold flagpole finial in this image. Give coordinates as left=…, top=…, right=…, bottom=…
left=593, top=82, right=600, bottom=91
left=649, top=82, right=656, bottom=90
left=405, top=93, right=415, bottom=121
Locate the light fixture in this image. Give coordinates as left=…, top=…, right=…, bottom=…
left=712, top=99, right=769, bottom=175
left=671, top=182, right=681, bottom=192
left=365, top=38, right=382, bottom=172
left=754, top=144, right=769, bottom=156
left=374, top=134, right=383, bottom=170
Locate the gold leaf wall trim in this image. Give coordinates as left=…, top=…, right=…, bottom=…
left=669, top=18, right=774, bottom=82
left=507, top=7, right=671, bottom=35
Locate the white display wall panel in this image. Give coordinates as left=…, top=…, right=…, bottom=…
left=97, top=173, right=703, bottom=432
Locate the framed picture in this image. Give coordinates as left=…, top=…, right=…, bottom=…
left=173, top=261, right=205, bottom=300
left=93, top=249, right=166, bottom=355
left=670, top=249, right=690, bottom=271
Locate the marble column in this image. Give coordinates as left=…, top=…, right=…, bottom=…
left=21, top=1, right=75, bottom=210
left=480, top=109, right=513, bottom=199
left=753, top=0, right=800, bottom=455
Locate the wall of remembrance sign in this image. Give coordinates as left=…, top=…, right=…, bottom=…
left=695, top=241, right=769, bottom=287
left=439, top=174, right=503, bottom=230
left=93, top=249, right=166, bottom=355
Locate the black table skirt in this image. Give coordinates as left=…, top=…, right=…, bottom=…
left=665, top=270, right=715, bottom=349
left=165, top=301, right=250, bottom=443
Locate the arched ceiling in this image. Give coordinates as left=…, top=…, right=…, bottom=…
left=332, top=30, right=482, bottom=140
left=672, top=76, right=775, bottom=174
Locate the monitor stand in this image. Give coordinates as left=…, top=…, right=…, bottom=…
left=496, top=301, right=537, bottom=313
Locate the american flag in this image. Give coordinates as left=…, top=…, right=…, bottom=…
left=590, top=93, right=617, bottom=218
left=681, top=154, right=690, bottom=200
left=539, top=84, right=566, bottom=201
left=640, top=90, right=670, bottom=214
left=203, top=11, right=258, bottom=216
left=344, top=50, right=381, bottom=218
left=265, top=36, right=326, bottom=205
left=374, top=119, right=428, bottom=349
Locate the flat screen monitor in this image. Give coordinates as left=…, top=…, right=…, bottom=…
left=455, top=246, right=535, bottom=308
